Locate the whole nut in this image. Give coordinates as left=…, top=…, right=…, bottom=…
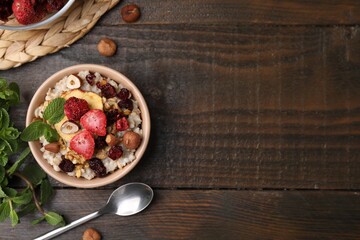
left=121, top=4, right=141, bottom=23
left=44, top=142, right=60, bottom=153
left=123, top=131, right=141, bottom=149
left=82, top=228, right=101, bottom=240
left=66, top=75, right=81, bottom=89
left=105, top=134, right=117, bottom=147
left=97, top=38, right=117, bottom=57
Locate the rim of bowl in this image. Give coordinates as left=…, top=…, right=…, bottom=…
left=26, top=64, right=151, bottom=188
left=0, top=0, right=75, bottom=31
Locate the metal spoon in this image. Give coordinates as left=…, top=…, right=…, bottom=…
left=34, top=182, right=154, bottom=240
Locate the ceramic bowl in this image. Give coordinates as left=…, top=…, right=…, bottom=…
left=0, top=0, right=75, bottom=31
left=26, top=64, right=150, bottom=188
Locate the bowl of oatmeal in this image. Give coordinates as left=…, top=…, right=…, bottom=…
left=26, top=64, right=150, bottom=188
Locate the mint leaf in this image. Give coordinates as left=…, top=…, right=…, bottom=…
left=1, top=177, right=8, bottom=187
left=0, top=108, right=9, bottom=129
left=22, top=163, right=46, bottom=186
left=0, top=201, right=10, bottom=222
left=45, top=212, right=65, bottom=226
left=12, top=188, right=32, bottom=205
left=0, top=151, right=8, bottom=166
left=10, top=209, right=19, bottom=226
left=17, top=203, right=36, bottom=217
left=40, top=179, right=53, bottom=205
left=7, top=147, right=30, bottom=176
left=32, top=216, right=45, bottom=225
left=44, top=126, right=59, bottom=143
left=3, top=187, right=17, bottom=197
left=43, top=98, right=65, bottom=125
left=0, top=165, right=4, bottom=183
left=20, top=120, right=48, bottom=141
left=0, top=187, right=6, bottom=197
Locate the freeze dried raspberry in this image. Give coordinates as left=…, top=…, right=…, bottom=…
left=115, top=117, right=129, bottom=131
left=64, top=97, right=90, bottom=121
left=108, top=145, right=123, bottom=160
left=88, top=158, right=107, bottom=177
left=59, top=158, right=74, bottom=172
left=96, top=82, right=116, bottom=98
left=0, top=0, right=13, bottom=22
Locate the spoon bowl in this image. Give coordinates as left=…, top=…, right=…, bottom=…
left=35, top=183, right=154, bottom=240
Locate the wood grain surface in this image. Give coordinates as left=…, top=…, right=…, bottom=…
left=1, top=190, right=360, bottom=240
left=1, top=0, right=360, bottom=239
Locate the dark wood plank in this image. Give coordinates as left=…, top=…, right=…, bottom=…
left=101, top=0, right=360, bottom=25
left=4, top=23, right=360, bottom=189
left=1, top=190, right=360, bottom=239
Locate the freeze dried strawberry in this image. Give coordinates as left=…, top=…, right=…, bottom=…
left=70, top=130, right=95, bottom=160
left=0, top=0, right=13, bottom=22
left=46, top=0, right=66, bottom=13
left=12, top=0, right=47, bottom=25
left=64, top=97, right=90, bottom=121
left=80, top=109, right=107, bottom=136
left=115, top=117, right=129, bottom=131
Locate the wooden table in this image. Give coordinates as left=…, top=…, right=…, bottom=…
left=2, top=0, right=360, bottom=239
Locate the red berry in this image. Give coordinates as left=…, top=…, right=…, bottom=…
left=118, top=99, right=133, bottom=111
left=12, top=0, right=47, bottom=25
left=85, top=72, right=96, bottom=86
left=97, top=82, right=116, bottom=98
left=108, top=145, right=123, bottom=160
left=117, top=88, right=130, bottom=100
left=46, top=0, right=66, bottom=13
left=70, top=130, right=95, bottom=160
left=80, top=109, right=107, bottom=136
left=64, top=97, right=90, bottom=121
left=115, top=117, right=129, bottom=131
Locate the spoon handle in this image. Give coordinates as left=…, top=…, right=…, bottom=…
left=33, top=210, right=103, bottom=240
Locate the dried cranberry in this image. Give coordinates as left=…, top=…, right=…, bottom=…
left=59, top=159, right=75, bottom=172
left=88, top=158, right=107, bottom=177
left=118, top=99, right=133, bottom=111
left=98, top=83, right=116, bottom=98
left=95, top=136, right=107, bottom=149
left=85, top=72, right=96, bottom=86
left=108, top=145, right=123, bottom=160
left=0, top=1, right=13, bottom=22
left=116, top=117, right=129, bottom=131
left=117, top=88, right=130, bottom=100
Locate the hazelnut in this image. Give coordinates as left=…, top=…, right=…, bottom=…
left=61, top=121, right=79, bottom=134
left=44, top=142, right=60, bottom=153
left=82, top=228, right=101, bottom=240
left=105, top=134, right=117, bottom=147
left=66, top=75, right=81, bottom=89
left=123, top=131, right=141, bottom=149
left=121, top=4, right=141, bottom=23
left=97, top=38, right=117, bottom=57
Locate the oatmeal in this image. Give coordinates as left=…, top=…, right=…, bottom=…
left=34, top=71, right=142, bottom=180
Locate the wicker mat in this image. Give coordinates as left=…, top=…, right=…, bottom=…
left=0, top=0, right=121, bottom=70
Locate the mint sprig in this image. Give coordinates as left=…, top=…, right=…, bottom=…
left=0, top=79, right=65, bottom=227
left=21, top=97, right=65, bottom=143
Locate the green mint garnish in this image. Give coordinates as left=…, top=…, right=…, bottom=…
left=43, top=98, right=65, bottom=125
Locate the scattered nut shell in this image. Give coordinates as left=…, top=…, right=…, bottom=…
left=82, top=228, right=101, bottom=240
left=44, top=142, right=60, bottom=153
left=105, top=134, right=117, bottom=147
left=121, top=4, right=141, bottom=23
left=123, top=131, right=141, bottom=149
left=61, top=121, right=79, bottom=134
left=66, top=75, right=81, bottom=89
left=97, top=38, right=117, bottom=57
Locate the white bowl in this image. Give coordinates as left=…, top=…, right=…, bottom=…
left=26, top=64, right=151, bottom=188
left=0, top=0, right=75, bottom=31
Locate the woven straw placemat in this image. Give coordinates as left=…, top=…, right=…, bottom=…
left=0, top=0, right=120, bottom=70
